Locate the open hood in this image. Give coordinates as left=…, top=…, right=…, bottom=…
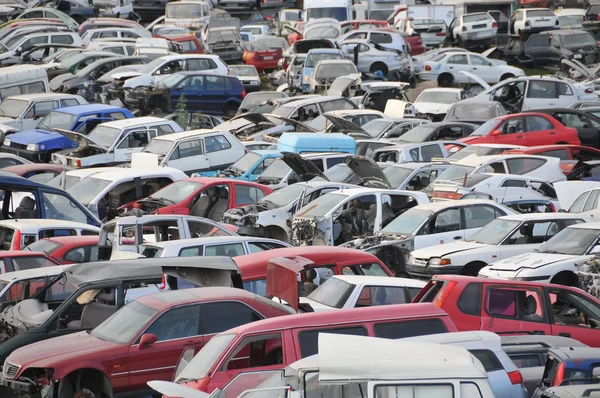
left=327, top=75, right=362, bottom=97
left=562, top=58, right=594, bottom=80
left=148, top=381, right=209, bottom=398
left=265, top=113, right=318, bottom=132
left=266, top=256, right=316, bottom=312
left=458, top=71, right=490, bottom=90
left=281, top=151, right=328, bottom=181
left=303, top=18, right=341, bottom=40
left=345, top=155, right=391, bottom=189
left=228, top=113, right=317, bottom=133
left=54, top=128, right=109, bottom=151
left=163, top=257, right=242, bottom=288
left=555, top=181, right=600, bottom=210
left=361, top=81, right=409, bottom=92
left=322, top=114, right=368, bottom=136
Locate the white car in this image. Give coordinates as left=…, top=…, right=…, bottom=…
left=309, top=59, right=360, bottom=95
left=373, top=142, right=461, bottom=163
left=462, top=75, right=598, bottom=113
left=81, top=27, right=152, bottom=45
left=479, top=222, right=600, bottom=285
left=557, top=182, right=600, bottom=220
left=228, top=65, right=261, bottom=92
left=447, top=13, right=497, bottom=48
left=413, top=88, right=465, bottom=118
left=240, top=25, right=273, bottom=38
left=299, top=275, right=425, bottom=311
left=338, top=29, right=408, bottom=54
left=509, top=8, right=558, bottom=38
left=339, top=39, right=412, bottom=78
left=407, top=213, right=590, bottom=279
left=555, top=8, right=585, bottom=29
left=0, top=219, right=99, bottom=250
left=420, top=51, right=524, bottom=87
left=140, top=235, right=290, bottom=258
left=395, top=18, right=447, bottom=48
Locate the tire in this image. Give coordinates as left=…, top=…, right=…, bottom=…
left=462, top=261, right=487, bottom=276
left=550, top=271, right=579, bottom=287
left=500, top=73, right=514, bottom=81
left=437, top=73, right=454, bottom=87
left=369, top=62, right=388, bottom=77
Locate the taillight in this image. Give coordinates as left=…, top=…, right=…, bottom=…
left=254, top=53, right=262, bottom=61
left=586, top=88, right=594, bottom=94
left=553, top=362, right=565, bottom=386
left=436, top=33, right=446, bottom=36
left=12, top=229, right=21, bottom=250
left=550, top=202, right=556, bottom=212
left=508, top=370, right=523, bottom=385
left=432, top=281, right=457, bottom=308
left=492, top=22, right=498, bottom=28
left=425, top=65, right=431, bottom=71
left=597, top=13, right=600, bottom=21
left=227, top=68, right=230, bottom=75
left=159, top=273, right=166, bottom=290
left=242, top=89, right=247, bottom=99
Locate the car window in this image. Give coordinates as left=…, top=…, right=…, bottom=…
left=204, top=135, right=232, bottom=153
left=201, top=301, right=261, bottom=335
left=174, top=140, right=203, bottom=159
left=118, top=130, right=149, bottom=149
left=448, top=55, right=468, bottom=65
left=143, top=305, right=200, bottom=342
left=544, top=149, right=570, bottom=160
left=457, top=282, right=482, bottom=316
left=525, top=116, right=553, bottom=131
left=549, top=288, right=600, bottom=330
left=486, top=287, right=545, bottom=323
left=355, top=286, right=407, bottom=307
left=373, top=318, right=448, bottom=339
left=206, top=76, right=232, bottom=91
left=464, top=205, right=499, bottom=229
left=555, top=112, right=589, bottom=129
left=235, top=185, right=264, bottom=205
left=506, top=158, right=546, bottom=174
left=223, top=333, right=284, bottom=370
left=41, top=192, right=88, bottom=224
left=204, top=243, right=245, bottom=257
left=61, top=98, right=81, bottom=107
left=469, top=55, right=492, bottom=66
left=51, top=35, right=74, bottom=45
left=25, top=101, right=55, bottom=119
left=298, top=326, right=367, bottom=358
left=11, top=256, right=56, bottom=271
left=421, top=144, right=444, bottom=161
left=427, top=208, right=461, bottom=234
left=557, top=82, right=573, bottom=96
left=469, top=349, right=503, bottom=372
left=570, top=191, right=590, bottom=212
left=370, top=32, right=392, bottom=44
left=585, top=190, right=600, bottom=212
left=65, top=245, right=97, bottom=263
left=186, top=58, right=217, bottom=70
left=247, top=241, right=287, bottom=253
left=527, top=81, right=558, bottom=99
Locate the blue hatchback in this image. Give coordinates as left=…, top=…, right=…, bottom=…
left=1, top=104, right=134, bottom=162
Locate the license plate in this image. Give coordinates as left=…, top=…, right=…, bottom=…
left=574, top=54, right=583, bottom=59
left=264, top=56, right=273, bottom=60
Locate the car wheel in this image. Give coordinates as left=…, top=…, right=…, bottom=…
left=369, top=62, right=388, bottom=77
left=437, top=73, right=454, bottom=87
left=462, top=261, right=487, bottom=276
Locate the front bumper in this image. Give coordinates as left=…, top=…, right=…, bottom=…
left=406, top=263, right=465, bottom=279
left=0, top=374, right=34, bottom=394
left=1, top=146, right=50, bottom=163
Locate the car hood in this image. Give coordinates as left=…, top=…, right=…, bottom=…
left=281, top=151, right=328, bottom=181
left=327, top=75, right=361, bottom=96
left=7, top=331, right=118, bottom=370
left=123, top=74, right=154, bottom=89
left=345, top=155, right=391, bottom=189
left=485, top=252, right=577, bottom=271
left=54, top=128, right=109, bottom=151
left=9, top=130, right=64, bottom=145
left=50, top=72, right=76, bottom=91
left=413, top=101, right=452, bottom=115
left=299, top=296, right=334, bottom=311
left=0, top=117, right=16, bottom=126
left=304, top=18, right=341, bottom=40
left=411, top=241, right=490, bottom=258
left=322, top=114, right=367, bottom=135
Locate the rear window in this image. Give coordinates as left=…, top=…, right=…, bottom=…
left=25, top=239, right=63, bottom=254
left=418, top=280, right=446, bottom=302
left=529, top=9, right=555, bottom=17
left=469, top=349, right=503, bottom=372
left=463, top=13, right=493, bottom=23
left=373, top=318, right=449, bottom=339
left=298, top=326, right=368, bottom=358
left=12, top=256, right=57, bottom=271
left=509, top=353, right=546, bottom=368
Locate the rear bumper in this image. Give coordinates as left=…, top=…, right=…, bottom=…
left=212, top=50, right=244, bottom=64
left=406, top=264, right=465, bottom=279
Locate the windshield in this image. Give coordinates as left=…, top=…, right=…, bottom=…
left=296, top=193, right=347, bottom=218
left=324, top=163, right=353, bottom=182
left=381, top=208, right=432, bottom=235
left=307, top=277, right=354, bottom=308
left=229, top=152, right=261, bottom=174
left=362, top=119, right=392, bottom=138
left=470, top=119, right=498, bottom=136
left=241, top=93, right=283, bottom=109
left=558, top=15, right=583, bottom=28
left=37, top=111, right=77, bottom=131
left=68, top=177, right=112, bottom=205
left=46, top=174, right=81, bottom=190
left=91, top=300, right=158, bottom=344
left=166, top=4, right=202, bottom=18
left=149, top=180, right=204, bottom=203
left=176, top=333, right=237, bottom=381
left=561, top=33, right=597, bottom=49
left=417, top=91, right=459, bottom=104
left=448, top=104, right=499, bottom=120
left=447, top=146, right=497, bottom=160
left=207, top=29, right=239, bottom=45
left=87, top=125, right=121, bottom=148
left=143, top=139, right=172, bottom=156
left=383, top=166, right=416, bottom=188
left=305, top=52, right=343, bottom=68
left=536, top=227, right=599, bottom=256
left=261, top=183, right=308, bottom=208
left=470, top=219, right=520, bottom=245
left=315, top=63, right=357, bottom=78
left=229, top=66, right=259, bottom=77
left=0, top=99, right=28, bottom=118
left=25, top=239, right=63, bottom=254
left=436, top=165, right=475, bottom=180
left=306, top=7, right=347, bottom=21
left=259, top=159, right=290, bottom=180
left=271, top=105, right=294, bottom=118
left=61, top=53, right=97, bottom=71
left=398, top=124, right=437, bottom=143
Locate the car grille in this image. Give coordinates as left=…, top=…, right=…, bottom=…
left=10, top=143, right=27, bottom=150
left=413, top=258, right=428, bottom=266
left=3, top=361, right=20, bottom=379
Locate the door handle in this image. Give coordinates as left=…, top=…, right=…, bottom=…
left=532, top=330, right=546, bottom=335
left=472, top=67, right=477, bottom=70
left=517, top=135, right=524, bottom=138
left=549, top=131, right=556, bottom=135
left=559, top=332, right=571, bottom=337
left=449, top=66, right=453, bottom=69
left=453, top=236, right=462, bottom=240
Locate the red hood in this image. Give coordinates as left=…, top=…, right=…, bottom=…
left=8, top=331, right=119, bottom=376
left=458, top=136, right=482, bottom=144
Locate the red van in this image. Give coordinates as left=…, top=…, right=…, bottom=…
left=414, top=275, right=600, bottom=347
left=234, top=246, right=394, bottom=296
left=172, top=303, right=457, bottom=395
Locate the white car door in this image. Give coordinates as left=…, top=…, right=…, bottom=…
left=468, top=54, right=497, bottom=83
left=414, top=207, right=463, bottom=250
left=204, top=134, right=239, bottom=173
left=555, top=81, right=577, bottom=108
left=581, top=188, right=600, bottom=220
left=522, top=79, right=559, bottom=110
left=461, top=203, right=501, bottom=241
left=113, top=129, right=153, bottom=163
left=166, top=138, right=209, bottom=174
left=444, top=54, right=471, bottom=83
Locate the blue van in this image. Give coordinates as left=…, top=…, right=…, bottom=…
left=1, top=104, right=134, bottom=163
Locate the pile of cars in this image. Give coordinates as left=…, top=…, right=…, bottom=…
left=3, top=0, right=600, bottom=398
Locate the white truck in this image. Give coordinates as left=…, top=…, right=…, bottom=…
left=436, top=0, right=513, bottom=20
left=304, top=0, right=352, bottom=22
left=391, top=5, right=455, bottom=27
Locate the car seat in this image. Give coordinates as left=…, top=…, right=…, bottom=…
left=515, top=225, right=532, bottom=244
left=207, top=188, right=229, bottom=221
left=521, top=295, right=542, bottom=322
left=375, top=288, right=387, bottom=305
left=190, top=188, right=217, bottom=218
left=15, top=197, right=36, bottom=219
left=68, top=290, right=117, bottom=329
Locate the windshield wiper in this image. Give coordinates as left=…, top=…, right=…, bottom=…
left=176, top=378, right=198, bottom=383
left=148, top=196, right=175, bottom=204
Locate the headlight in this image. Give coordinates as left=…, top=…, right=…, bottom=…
left=26, top=143, right=39, bottom=152
left=429, top=258, right=451, bottom=266
left=3, top=138, right=10, bottom=146
left=408, top=255, right=415, bottom=264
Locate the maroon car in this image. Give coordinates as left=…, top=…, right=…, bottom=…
left=2, top=164, right=70, bottom=184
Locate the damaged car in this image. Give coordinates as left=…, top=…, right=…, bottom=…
left=200, top=17, right=244, bottom=64
left=290, top=188, right=429, bottom=247
left=217, top=112, right=317, bottom=142
left=308, top=59, right=360, bottom=95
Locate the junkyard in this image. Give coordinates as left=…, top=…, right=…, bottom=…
left=7, top=0, right=600, bottom=396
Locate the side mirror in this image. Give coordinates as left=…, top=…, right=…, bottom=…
left=491, top=129, right=502, bottom=136
left=138, top=333, right=157, bottom=349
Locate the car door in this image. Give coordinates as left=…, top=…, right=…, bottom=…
left=581, top=188, right=600, bottom=219
left=523, top=115, right=556, bottom=146
left=524, top=80, right=559, bottom=110
left=481, top=283, right=552, bottom=335
left=114, top=129, right=153, bottom=162
left=525, top=34, right=551, bottom=64
left=204, top=134, right=236, bottom=172
left=204, top=75, right=230, bottom=113
left=332, top=194, right=377, bottom=245
left=128, top=304, right=203, bottom=390
left=167, top=138, right=207, bottom=175
left=413, top=207, right=463, bottom=250
left=552, top=111, right=597, bottom=147
left=23, top=100, right=56, bottom=130
left=179, top=75, right=204, bottom=111
left=498, top=117, right=528, bottom=145
left=461, top=204, right=503, bottom=240
left=468, top=54, right=497, bottom=83
left=445, top=54, right=471, bottom=83
left=555, top=82, right=577, bottom=108
left=499, top=220, right=558, bottom=260
left=547, top=286, right=600, bottom=345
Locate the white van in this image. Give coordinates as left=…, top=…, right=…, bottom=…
left=0, top=65, right=51, bottom=103
left=135, top=129, right=245, bottom=176
left=164, top=1, right=211, bottom=30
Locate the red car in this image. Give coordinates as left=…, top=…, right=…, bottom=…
left=2, top=164, right=70, bottom=185
left=127, top=177, right=273, bottom=219
left=459, top=113, right=580, bottom=147
left=4, top=287, right=294, bottom=398
left=0, top=250, right=59, bottom=273
left=415, top=275, right=600, bottom=347
left=163, top=34, right=204, bottom=54
left=24, top=236, right=100, bottom=264
left=243, top=41, right=282, bottom=73
left=504, top=145, right=600, bottom=175
left=287, top=21, right=306, bottom=45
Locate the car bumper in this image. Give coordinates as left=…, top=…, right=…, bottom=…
left=0, top=374, right=35, bottom=394
left=246, top=59, right=280, bottom=72
left=523, top=26, right=557, bottom=34
left=241, top=82, right=262, bottom=92
left=212, top=50, right=244, bottom=64
left=465, top=31, right=496, bottom=42
left=418, top=72, right=438, bottom=81
left=406, top=263, right=465, bottom=279
left=1, top=146, right=50, bottom=163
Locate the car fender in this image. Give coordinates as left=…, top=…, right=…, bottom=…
left=52, top=362, right=109, bottom=380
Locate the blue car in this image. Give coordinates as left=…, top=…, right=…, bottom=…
left=214, top=150, right=283, bottom=181
left=125, top=72, right=244, bottom=118
left=1, top=104, right=134, bottom=162
left=301, top=49, right=345, bottom=93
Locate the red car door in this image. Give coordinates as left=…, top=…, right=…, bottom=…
left=497, top=117, right=529, bottom=146
left=523, top=115, right=556, bottom=146
left=547, top=286, right=600, bottom=347
left=480, top=283, right=552, bottom=336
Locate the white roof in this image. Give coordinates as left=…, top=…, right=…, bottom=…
left=65, top=167, right=124, bottom=179
left=144, top=236, right=287, bottom=249
left=0, top=265, right=65, bottom=283
left=385, top=162, right=439, bottom=170
left=420, top=87, right=464, bottom=93
left=498, top=212, right=588, bottom=222
left=0, top=219, right=100, bottom=230
left=90, top=167, right=186, bottom=182
left=156, top=54, right=222, bottom=62
left=524, top=7, right=552, bottom=11
left=153, top=129, right=219, bottom=142
left=403, top=331, right=501, bottom=347
left=452, top=154, right=550, bottom=167
left=100, top=117, right=169, bottom=129
left=414, top=199, right=501, bottom=212
left=325, top=109, right=384, bottom=117
left=5, top=93, right=81, bottom=101
left=331, top=275, right=425, bottom=288
left=318, top=333, right=487, bottom=382
left=570, top=221, right=600, bottom=230
left=555, top=8, right=585, bottom=15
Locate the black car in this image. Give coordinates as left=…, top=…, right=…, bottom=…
left=522, top=108, right=600, bottom=148
left=391, top=122, right=479, bottom=144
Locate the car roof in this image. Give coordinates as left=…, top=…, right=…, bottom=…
left=332, top=275, right=424, bottom=288
left=152, top=129, right=216, bottom=142
left=0, top=265, right=65, bottom=283
left=5, top=93, right=80, bottom=101
left=414, top=199, right=500, bottom=211
left=434, top=274, right=595, bottom=292
left=568, top=222, right=600, bottom=230
left=500, top=335, right=587, bottom=350
left=64, top=167, right=123, bottom=178
left=551, top=347, right=600, bottom=360
left=2, top=164, right=68, bottom=175
left=0, top=219, right=99, bottom=229
left=452, top=154, right=549, bottom=166
left=0, top=171, right=59, bottom=189
left=38, top=235, right=99, bottom=245
left=100, top=116, right=168, bottom=129
left=0, top=250, right=53, bottom=259
left=135, top=286, right=261, bottom=309
left=144, top=236, right=287, bottom=249
left=53, top=103, right=126, bottom=115
left=498, top=213, right=587, bottom=221
left=155, top=54, right=221, bottom=62
left=404, top=330, right=501, bottom=347
left=384, top=162, right=440, bottom=170
left=88, top=167, right=184, bottom=182
left=278, top=96, right=345, bottom=108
